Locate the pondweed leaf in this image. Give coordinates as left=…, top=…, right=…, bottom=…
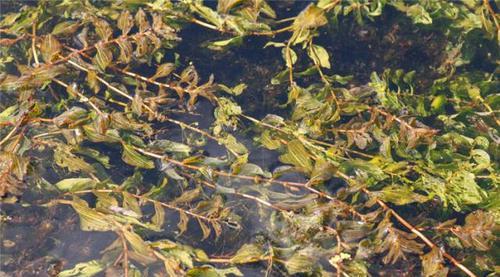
left=230, top=243, right=265, bottom=264
left=152, top=201, right=165, bottom=229
left=57, top=260, right=105, bottom=277
left=2, top=1, right=498, bottom=276
left=117, top=10, right=133, bottom=35
left=71, top=197, right=116, bottom=232
left=123, top=228, right=152, bottom=257
left=421, top=248, right=449, bottom=277
left=187, top=266, right=243, bottom=277
left=307, top=44, right=330, bottom=69
left=94, top=44, right=113, bottom=71
left=279, top=139, right=313, bottom=172
left=52, top=21, right=80, bottom=36
left=55, top=178, right=96, bottom=192
left=40, top=34, right=61, bottom=63
left=122, top=143, right=155, bottom=169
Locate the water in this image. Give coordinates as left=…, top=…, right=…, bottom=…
left=0, top=2, right=472, bottom=276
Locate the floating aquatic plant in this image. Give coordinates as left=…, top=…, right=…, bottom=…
left=0, top=0, right=498, bottom=276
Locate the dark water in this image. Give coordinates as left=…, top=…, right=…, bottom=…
left=0, top=2, right=457, bottom=276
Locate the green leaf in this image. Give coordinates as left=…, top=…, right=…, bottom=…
left=151, top=201, right=165, bottom=229
left=122, top=192, right=143, bottom=218
left=52, top=21, right=80, bottom=36
left=279, top=139, right=313, bottom=172
left=471, top=149, right=490, bottom=171
left=55, top=178, right=96, bottom=192
left=122, top=143, right=155, bottom=169
left=188, top=266, right=243, bottom=277
left=283, top=47, right=297, bottom=68
left=308, top=44, right=330, bottom=69
left=284, top=253, right=314, bottom=275
left=54, top=147, right=95, bottom=174
left=71, top=197, right=116, bottom=231
left=406, top=4, right=432, bottom=25
left=293, top=4, right=327, bottom=30
left=217, top=83, right=247, bottom=96
left=148, top=139, right=192, bottom=156
left=378, top=185, right=428, bottom=205
left=230, top=243, right=265, bottom=264
left=217, top=0, right=244, bottom=13
left=58, top=260, right=104, bottom=277
left=123, top=228, right=152, bottom=256
left=208, top=36, right=243, bottom=51
left=193, top=4, right=223, bottom=28
left=94, top=44, right=112, bottom=71
left=0, top=105, right=18, bottom=125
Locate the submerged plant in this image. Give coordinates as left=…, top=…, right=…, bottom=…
left=0, top=0, right=498, bottom=276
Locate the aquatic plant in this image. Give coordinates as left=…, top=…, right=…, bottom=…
left=0, top=0, right=498, bottom=276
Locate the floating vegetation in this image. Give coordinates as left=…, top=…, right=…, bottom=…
left=0, top=0, right=498, bottom=276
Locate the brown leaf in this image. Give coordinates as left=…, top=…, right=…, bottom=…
left=117, top=10, right=133, bottom=35
left=40, top=34, right=61, bottom=63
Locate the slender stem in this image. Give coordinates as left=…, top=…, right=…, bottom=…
left=181, top=172, right=285, bottom=212
left=63, top=58, right=238, bottom=156
left=0, top=114, right=25, bottom=147
left=119, top=230, right=129, bottom=277
left=361, top=188, right=477, bottom=277
left=31, top=22, right=40, bottom=66
left=72, top=189, right=219, bottom=225
left=135, top=147, right=365, bottom=219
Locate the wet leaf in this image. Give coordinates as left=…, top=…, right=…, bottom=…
left=198, top=219, right=211, bottom=240
left=208, top=36, right=243, bottom=50
left=230, top=243, right=265, bottom=264
left=92, top=18, right=113, bottom=41
left=93, top=45, right=112, bottom=71
left=86, top=70, right=100, bottom=94
left=58, top=260, right=104, bottom=277
left=452, top=210, right=497, bottom=251
left=117, top=10, right=133, bottom=35
left=122, top=192, right=143, bottom=218
left=279, top=139, right=313, bottom=172
left=54, top=147, right=95, bottom=173
left=151, top=63, right=175, bottom=80
left=308, top=44, right=330, bottom=69
left=123, top=228, right=152, bottom=256
left=71, top=197, right=116, bottom=231
left=122, top=143, right=155, bottom=169
left=284, top=253, right=314, bottom=275
left=187, top=266, right=243, bottom=277
left=55, top=178, right=96, bottom=192
left=135, top=8, right=150, bottom=33
left=218, top=83, right=247, bottom=96
left=117, top=38, right=133, bottom=63
left=172, top=188, right=201, bottom=205
left=152, top=201, right=165, bottom=229
left=52, top=21, right=80, bottom=36
left=178, top=211, right=189, bottom=235
left=293, top=4, right=328, bottom=30
left=40, top=34, right=61, bottom=63
left=421, top=248, right=449, bottom=277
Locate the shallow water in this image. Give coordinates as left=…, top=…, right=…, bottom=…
left=2, top=1, right=495, bottom=276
